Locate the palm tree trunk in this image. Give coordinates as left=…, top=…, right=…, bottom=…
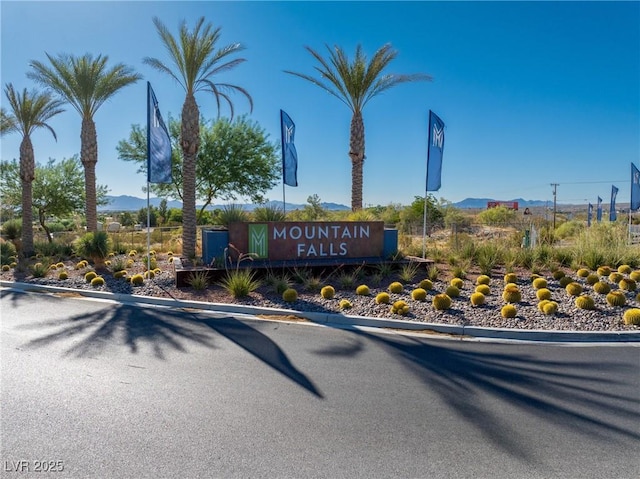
left=348, top=111, right=365, bottom=211
left=19, top=136, right=35, bottom=256
left=81, top=116, right=98, bottom=232
left=181, top=93, right=200, bottom=261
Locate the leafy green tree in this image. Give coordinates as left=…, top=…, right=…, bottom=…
left=400, top=195, right=444, bottom=234
left=117, top=115, right=278, bottom=222
left=0, top=156, right=108, bottom=242
left=285, top=44, right=431, bottom=211
left=137, top=206, right=157, bottom=227
left=28, top=53, right=141, bottom=232
left=1, top=84, right=65, bottom=254
left=144, top=16, right=252, bottom=261
left=119, top=211, right=135, bottom=227
left=158, top=199, right=168, bottom=225
left=477, top=206, right=517, bottom=226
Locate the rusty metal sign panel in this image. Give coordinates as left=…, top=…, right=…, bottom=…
left=227, top=221, right=385, bottom=261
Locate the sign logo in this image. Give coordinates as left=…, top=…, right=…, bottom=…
left=248, top=224, right=268, bottom=258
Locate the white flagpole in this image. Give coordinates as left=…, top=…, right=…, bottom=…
left=283, top=182, right=286, bottom=215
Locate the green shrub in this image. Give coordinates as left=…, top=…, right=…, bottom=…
left=356, top=284, right=371, bottom=296
left=470, top=292, right=485, bottom=306
left=217, top=203, right=249, bottom=226
left=253, top=204, right=287, bottom=222
left=411, top=288, right=427, bottom=301
left=476, top=275, right=491, bottom=286
left=593, top=281, right=611, bottom=294
left=445, top=285, right=460, bottom=298
left=398, top=263, right=419, bottom=283
left=131, top=274, right=145, bottom=286
left=597, top=266, right=612, bottom=276
left=502, top=284, right=521, bottom=303
left=0, top=238, right=18, bottom=265
left=84, top=271, right=97, bottom=282
left=532, top=277, right=548, bottom=290
left=542, top=301, right=558, bottom=315
left=375, top=292, right=391, bottom=304
left=575, top=295, right=595, bottom=310
left=75, top=231, right=110, bottom=264
left=219, top=269, right=261, bottom=298
left=536, top=288, right=552, bottom=301
left=609, top=272, right=623, bottom=283
left=418, top=279, right=433, bottom=290
left=390, top=300, right=410, bottom=315
left=388, top=282, right=404, bottom=294
left=187, top=270, right=209, bottom=290
left=619, top=278, right=637, bottom=292
left=432, top=294, right=452, bottom=310
left=320, top=285, right=335, bottom=299
left=264, top=271, right=292, bottom=295
left=501, top=304, right=517, bottom=318
left=504, top=273, right=517, bottom=284
left=623, top=308, right=640, bottom=325
left=450, top=277, right=464, bottom=289
left=618, top=264, right=632, bottom=274
left=475, top=284, right=490, bottom=295
left=552, top=270, right=566, bottom=280
left=282, top=288, right=298, bottom=302
left=576, top=268, right=590, bottom=278
left=90, top=276, right=105, bottom=287
left=427, top=265, right=440, bottom=281
left=565, top=282, right=583, bottom=296
left=337, top=272, right=357, bottom=289
left=339, top=299, right=352, bottom=310
left=606, top=290, right=626, bottom=307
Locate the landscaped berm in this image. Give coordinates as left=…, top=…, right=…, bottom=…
left=1, top=217, right=639, bottom=331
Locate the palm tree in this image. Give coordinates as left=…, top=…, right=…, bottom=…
left=2, top=84, right=65, bottom=255
left=285, top=44, right=432, bottom=211
left=28, top=53, right=141, bottom=232
left=143, top=16, right=252, bottom=262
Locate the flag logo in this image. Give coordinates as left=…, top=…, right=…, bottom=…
left=426, top=110, right=445, bottom=192
left=147, top=82, right=172, bottom=184
left=281, top=110, right=298, bottom=187
left=610, top=185, right=618, bottom=222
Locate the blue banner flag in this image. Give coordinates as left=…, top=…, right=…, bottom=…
left=587, top=203, right=592, bottom=227
left=147, top=82, right=172, bottom=184
left=281, top=110, right=298, bottom=187
left=609, top=185, right=618, bottom=221
left=597, top=196, right=603, bottom=222
left=632, top=162, right=640, bottom=211
left=426, top=110, right=445, bottom=191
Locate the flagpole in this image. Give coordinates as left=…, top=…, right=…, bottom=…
left=146, top=184, right=151, bottom=273
left=146, top=82, right=151, bottom=274
left=283, top=181, right=286, bottom=215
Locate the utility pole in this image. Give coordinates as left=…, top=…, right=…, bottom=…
left=551, top=183, right=559, bottom=229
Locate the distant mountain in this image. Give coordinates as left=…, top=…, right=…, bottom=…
left=452, top=198, right=550, bottom=209
left=99, top=195, right=350, bottom=212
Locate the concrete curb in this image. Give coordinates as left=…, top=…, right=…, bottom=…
left=2, top=280, right=639, bottom=343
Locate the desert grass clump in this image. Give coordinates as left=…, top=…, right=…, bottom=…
left=339, top=299, right=352, bottom=310
left=502, top=284, right=521, bottom=303
left=576, top=268, right=590, bottom=278
left=58, top=271, right=68, bottom=280
left=282, top=288, right=298, bottom=303
left=450, top=277, right=464, bottom=289
left=475, top=284, right=491, bottom=296
left=476, top=275, right=491, bottom=286
left=617, top=264, right=632, bottom=274
left=552, top=270, right=566, bottom=280
left=84, top=271, right=97, bottom=282
left=504, top=273, right=518, bottom=285
left=411, top=288, right=427, bottom=301
left=264, top=271, right=292, bottom=295
left=565, top=282, right=583, bottom=297
left=303, top=276, right=323, bottom=293
left=619, top=278, right=637, bottom=292
left=542, top=301, right=559, bottom=315
left=501, top=304, right=517, bottom=318
left=623, top=308, right=640, bottom=325
left=418, top=279, right=433, bottom=290
left=593, top=281, right=611, bottom=294
left=606, top=290, right=626, bottom=307
left=585, top=274, right=599, bottom=286
left=451, top=264, right=467, bottom=280
left=356, top=284, right=371, bottom=296
left=90, top=276, right=105, bottom=287
left=375, top=292, right=391, bottom=304
left=398, top=263, right=420, bottom=283
left=131, top=274, right=144, bottom=286
left=337, top=272, right=357, bottom=290
left=470, top=292, right=485, bottom=306
left=532, top=277, right=548, bottom=290
left=427, top=265, right=440, bottom=281
left=76, top=231, right=110, bottom=265
left=390, top=300, right=410, bottom=315
left=219, top=270, right=261, bottom=298
left=320, top=285, right=335, bottom=299
left=536, top=288, right=552, bottom=301
left=608, top=272, right=623, bottom=283
left=597, top=266, right=611, bottom=276
left=575, top=295, right=595, bottom=310
left=432, top=294, right=452, bottom=311
left=388, top=282, right=404, bottom=294
left=445, top=285, right=460, bottom=298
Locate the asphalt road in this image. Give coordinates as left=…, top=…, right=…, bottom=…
left=1, top=289, right=639, bottom=479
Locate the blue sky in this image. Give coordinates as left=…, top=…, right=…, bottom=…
left=1, top=1, right=638, bottom=208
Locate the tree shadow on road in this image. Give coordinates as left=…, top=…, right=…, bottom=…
left=311, top=326, right=640, bottom=462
